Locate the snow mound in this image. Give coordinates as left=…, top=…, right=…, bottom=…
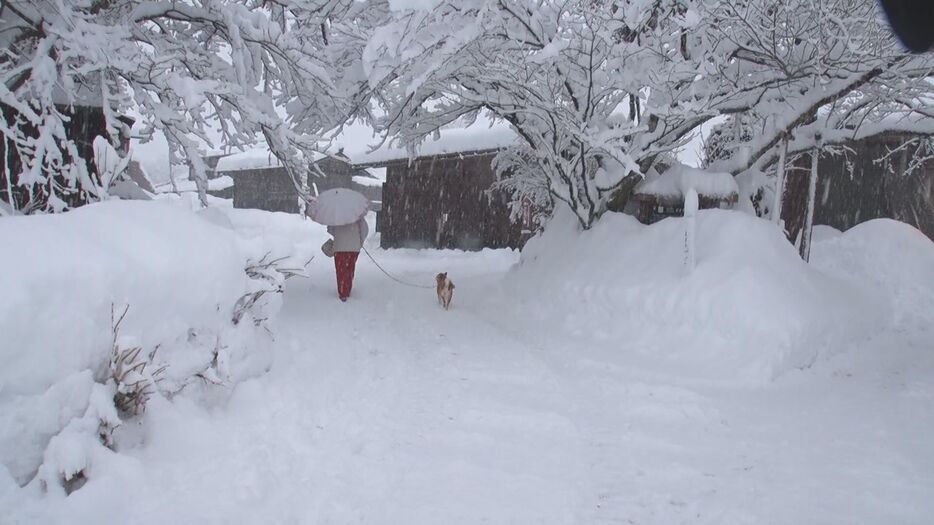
left=0, top=201, right=248, bottom=398
left=811, top=224, right=843, bottom=242
left=511, top=209, right=880, bottom=384
left=0, top=200, right=326, bottom=488
left=811, top=219, right=934, bottom=326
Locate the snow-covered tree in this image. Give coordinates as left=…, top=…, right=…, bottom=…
left=696, top=0, right=932, bottom=257
left=1, top=0, right=382, bottom=212
left=364, top=0, right=710, bottom=229
left=364, top=0, right=931, bottom=230
left=701, top=0, right=934, bottom=177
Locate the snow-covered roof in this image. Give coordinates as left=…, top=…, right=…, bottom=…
left=154, top=175, right=234, bottom=193
left=352, top=175, right=384, bottom=187
left=326, top=114, right=517, bottom=166
left=635, top=163, right=738, bottom=199
left=214, top=149, right=280, bottom=172
left=209, top=114, right=516, bottom=173
left=213, top=148, right=324, bottom=173
left=210, top=175, right=234, bottom=191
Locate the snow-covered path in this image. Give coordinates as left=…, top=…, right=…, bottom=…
left=49, top=244, right=924, bottom=525
left=267, top=252, right=582, bottom=523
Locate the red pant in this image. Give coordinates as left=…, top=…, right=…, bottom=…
left=334, top=251, right=359, bottom=300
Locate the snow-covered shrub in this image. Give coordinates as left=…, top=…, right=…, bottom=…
left=33, top=382, right=121, bottom=495
left=233, top=253, right=311, bottom=326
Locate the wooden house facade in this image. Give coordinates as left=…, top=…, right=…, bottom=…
left=215, top=153, right=382, bottom=214
left=366, top=150, right=529, bottom=251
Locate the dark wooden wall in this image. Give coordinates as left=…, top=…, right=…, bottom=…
left=816, top=136, right=933, bottom=240
left=227, top=157, right=382, bottom=214
left=780, top=133, right=933, bottom=242
left=379, top=152, right=523, bottom=250
left=231, top=168, right=300, bottom=213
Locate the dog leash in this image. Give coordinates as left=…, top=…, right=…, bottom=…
left=361, top=246, right=435, bottom=289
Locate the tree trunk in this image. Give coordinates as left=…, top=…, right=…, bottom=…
left=771, top=140, right=788, bottom=227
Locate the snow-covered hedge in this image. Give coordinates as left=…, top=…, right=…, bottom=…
left=511, top=209, right=889, bottom=384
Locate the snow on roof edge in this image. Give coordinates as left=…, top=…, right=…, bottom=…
left=634, top=163, right=739, bottom=199
left=329, top=115, right=518, bottom=167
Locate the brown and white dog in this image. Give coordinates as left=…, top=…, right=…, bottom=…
left=436, top=272, right=455, bottom=310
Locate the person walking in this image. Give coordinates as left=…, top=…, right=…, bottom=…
left=307, top=187, right=371, bottom=302
left=327, top=217, right=369, bottom=301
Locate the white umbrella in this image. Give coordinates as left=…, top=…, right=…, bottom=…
left=307, top=187, right=369, bottom=226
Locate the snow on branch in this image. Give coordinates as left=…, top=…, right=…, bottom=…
left=233, top=253, right=312, bottom=326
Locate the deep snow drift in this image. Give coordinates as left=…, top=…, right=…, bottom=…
left=0, top=199, right=318, bottom=489
left=510, top=209, right=884, bottom=384
left=1, top=201, right=932, bottom=524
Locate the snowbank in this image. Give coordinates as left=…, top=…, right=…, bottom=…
left=0, top=201, right=248, bottom=397
left=0, top=200, right=325, bottom=488
left=510, top=209, right=881, bottom=384
left=811, top=219, right=934, bottom=327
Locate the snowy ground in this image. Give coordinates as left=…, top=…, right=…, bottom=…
left=2, top=202, right=933, bottom=524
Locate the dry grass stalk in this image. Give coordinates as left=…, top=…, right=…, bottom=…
left=110, top=305, right=165, bottom=417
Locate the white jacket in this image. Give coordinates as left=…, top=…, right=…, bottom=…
left=327, top=218, right=369, bottom=252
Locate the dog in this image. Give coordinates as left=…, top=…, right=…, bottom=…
left=436, top=272, right=455, bottom=310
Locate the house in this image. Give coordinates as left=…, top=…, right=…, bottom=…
left=627, top=163, right=739, bottom=224
left=357, top=150, right=524, bottom=250
left=335, top=118, right=531, bottom=250
left=213, top=149, right=382, bottom=213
